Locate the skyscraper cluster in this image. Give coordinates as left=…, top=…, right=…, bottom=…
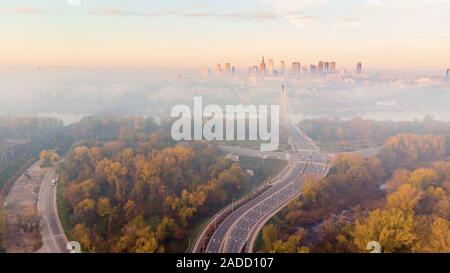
left=291, top=62, right=301, bottom=77
left=207, top=57, right=363, bottom=77
left=214, top=62, right=237, bottom=76
left=246, top=56, right=344, bottom=77
left=356, top=62, right=362, bottom=74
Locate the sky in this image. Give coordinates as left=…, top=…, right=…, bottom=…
left=1, top=0, right=449, bottom=71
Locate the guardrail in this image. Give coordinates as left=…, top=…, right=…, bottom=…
left=246, top=163, right=330, bottom=253
left=192, top=161, right=293, bottom=253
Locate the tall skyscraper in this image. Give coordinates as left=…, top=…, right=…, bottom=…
left=330, top=62, right=336, bottom=73
left=318, top=61, right=324, bottom=73
left=324, top=62, right=330, bottom=73
left=291, top=62, right=301, bottom=77
left=259, top=56, right=266, bottom=76
left=280, top=61, right=286, bottom=76
left=268, top=59, right=274, bottom=76
left=225, top=63, right=231, bottom=74
left=252, top=66, right=259, bottom=75
left=356, top=62, right=362, bottom=74
left=215, top=63, right=221, bottom=76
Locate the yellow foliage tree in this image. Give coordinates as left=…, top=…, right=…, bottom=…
left=413, top=217, right=450, bottom=253
left=354, top=208, right=416, bottom=253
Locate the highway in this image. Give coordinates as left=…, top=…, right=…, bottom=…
left=36, top=165, right=69, bottom=253
left=197, top=123, right=331, bottom=253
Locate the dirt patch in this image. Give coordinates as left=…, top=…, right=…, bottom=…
left=4, top=161, right=48, bottom=253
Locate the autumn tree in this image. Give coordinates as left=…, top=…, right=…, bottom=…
left=262, top=224, right=278, bottom=252
left=112, top=216, right=163, bottom=253
left=413, top=217, right=450, bottom=253
left=59, top=117, right=249, bottom=252
left=71, top=223, right=95, bottom=252
left=40, top=149, right=59, bottom=167
left=18, top=206, right=40, bottom=232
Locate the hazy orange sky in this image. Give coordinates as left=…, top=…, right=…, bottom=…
left=1, top=0, right=449, bottom=71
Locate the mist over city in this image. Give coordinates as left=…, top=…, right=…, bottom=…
left=1, top=62, right=449, bottom=124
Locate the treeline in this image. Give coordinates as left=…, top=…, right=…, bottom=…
left=261, top=133, right=450, bottom=253
left=59, top=117, right=249, bottom=252
left=0, top=116, right=72, bottom=192
left=67, top=116, right=160, bottom=142
left=299, top=117, right=450, bottom=143
left=0, top=116, right=63, bottom=139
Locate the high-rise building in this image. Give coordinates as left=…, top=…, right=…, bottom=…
left=318, top=61, right=324, bottom=73
left=324, top=62, right=330, bottom=73
left=330, top=62, right=336, bottom=73
left=280, top=61, right=286, bottom=76
left=215, top=63, right=221, bottom=76
left=259, top=56, right=266, bottom=76
left=225, top=63, right=231, bottom=74
left=268, top=59, right=274, bottom=76
left=291, top=62, right=301, bottom=77
left=252, top=66, right=259, bottom=75
left=356, top=62, right=362, bottom=74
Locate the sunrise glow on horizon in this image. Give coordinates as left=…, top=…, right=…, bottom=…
left=1, top=0, right=449, bottom=71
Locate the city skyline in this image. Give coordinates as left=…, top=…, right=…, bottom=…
left=0, top=0, right=449, bottom=70
left=212, top=57, right=354, bottom=77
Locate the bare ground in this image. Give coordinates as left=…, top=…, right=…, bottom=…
left=4, top=161, right=47, bottom=253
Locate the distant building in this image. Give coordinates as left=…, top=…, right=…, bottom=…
left=280, top=61, right=286, bottom=76
left=318, top=61, right=324, bottom=73
left=279, top=61, right=285, bottom=75
left=225, top=63, right=231, bottom=74
left=324, top=62, right=330, bottom=73
left=330, top=62, right=336, bottom=73
left=291, top=62, right=301, bottom=77
left=310, top=65, right=318, bottom=74
left=356, top=62, right=362, bottom=74
left=259, top=56, right=266, bottom=76
left=447, top=68, right=450, bottom=79
left=231, top=66, right=236, bottom=75
left=252, top=65, right=259, bottom=75
left=268, top=59, right=274, bottom=76
left=215, top=63, right=221, bottom=76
